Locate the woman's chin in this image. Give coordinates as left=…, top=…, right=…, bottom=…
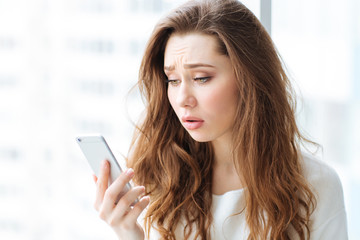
left=187, top=132, right=211, bottom=143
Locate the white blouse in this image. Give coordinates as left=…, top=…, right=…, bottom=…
left=142, top=154, right=348, bottom=239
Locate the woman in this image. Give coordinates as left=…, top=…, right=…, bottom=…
left=93, top=0, right=348, bottom=239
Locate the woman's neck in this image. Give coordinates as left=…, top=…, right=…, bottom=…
left=211, top=135, right=244, bottom=195
left=211, top=132, right=234, bottom=165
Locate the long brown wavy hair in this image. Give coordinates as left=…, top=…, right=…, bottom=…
left=127, top=0, right=316, bottom=239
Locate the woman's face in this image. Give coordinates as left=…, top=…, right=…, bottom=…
left=164, top=33, right=238, bottom=143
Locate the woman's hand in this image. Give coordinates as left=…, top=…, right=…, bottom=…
left=93, top=160, right=150, bottom=240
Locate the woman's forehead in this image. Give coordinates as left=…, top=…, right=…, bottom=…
left=164, top=33, right=223, bottom=68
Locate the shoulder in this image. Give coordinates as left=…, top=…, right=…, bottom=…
left=300, top=153, right=348, bottom=237
left=301, top=153, right=343, bottom=197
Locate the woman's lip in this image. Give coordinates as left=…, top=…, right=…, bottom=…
left=182, top=121, right=204, bottom=130
left=181, top=116, right=204, bottom=130
left=181, top=116, right=204, bottom=122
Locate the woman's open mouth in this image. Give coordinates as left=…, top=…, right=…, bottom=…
left=181, top=116, right=204, bottom=130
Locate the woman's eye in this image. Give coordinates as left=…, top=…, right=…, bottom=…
left=165, top=79, right=180, bottom=86
left=194, top=77, right=211, bottom=83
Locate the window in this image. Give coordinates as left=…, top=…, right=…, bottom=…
left=272, top=0, right=359, bottom=238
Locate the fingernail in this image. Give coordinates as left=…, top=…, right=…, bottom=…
left=92, top=174, right=97, bottom=183
left=126, top=168, right=134, bottom=177
left=102, top=160, right=108, bottom=168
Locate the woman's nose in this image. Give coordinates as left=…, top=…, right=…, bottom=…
left=176, top=82, right=197, bottom=108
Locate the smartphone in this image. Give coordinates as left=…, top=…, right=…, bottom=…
left=76, top=135, right=136, bottom=204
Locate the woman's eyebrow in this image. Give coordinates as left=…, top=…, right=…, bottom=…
left=184, top=63, right=215, bottom=69
left=164, top=63, right=215, bottom=71
left=164, top=65, right=175, bottom=71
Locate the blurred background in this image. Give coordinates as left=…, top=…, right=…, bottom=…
left=0, top=0, right=358, bottom=239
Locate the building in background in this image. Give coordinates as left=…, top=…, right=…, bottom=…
left=0, top=0, right=358, bottom=239
left=0, top=1, right=186, bottom=239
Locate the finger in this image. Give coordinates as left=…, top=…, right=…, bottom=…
left=101, top=169, right=136, bottom=215
left=94, top=160, right=110, bottom=211
left=124, top=196, right=150, bottom=223
left=108, top=186, right=146, bottom=223
left=92, top=174, right=98, bottom=183
left=101, top=168, right=135, bottom=207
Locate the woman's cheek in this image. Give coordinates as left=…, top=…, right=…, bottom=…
left=202, top=86, right=237, bottom=115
